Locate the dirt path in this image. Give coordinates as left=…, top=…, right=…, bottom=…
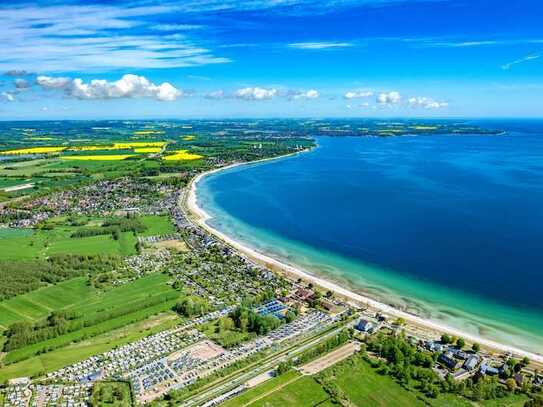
left=300, top=342, right=361, bottom=375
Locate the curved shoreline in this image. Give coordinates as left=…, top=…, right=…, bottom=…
left=184, top=153, right=543, bottom=364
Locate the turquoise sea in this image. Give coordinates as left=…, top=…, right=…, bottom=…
left=197, top=120, right=543, bottom=354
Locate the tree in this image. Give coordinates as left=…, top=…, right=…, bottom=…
left=456, top=338, right=465, bottom=349
left=472, top=343, right=480, bottom=352
left=505, top=378, right=517, bottom=392
left=441, top=334, right=451, bottom=344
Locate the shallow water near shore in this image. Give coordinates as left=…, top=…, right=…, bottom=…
left=197, top=122, right=543, bottom=354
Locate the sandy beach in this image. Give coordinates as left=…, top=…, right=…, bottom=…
left=184, top=155, right=543, bottom=364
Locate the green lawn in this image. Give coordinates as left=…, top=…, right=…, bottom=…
left=0, top=274, right=179, bottom=366
left=139, top=215, right=175, bottom=236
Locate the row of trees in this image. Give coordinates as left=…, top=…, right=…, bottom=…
left=4, top=291, right=178, bottom=352
left=0, top=254, right=120, bottom=301
left=70, top=217, right=147, bottom=239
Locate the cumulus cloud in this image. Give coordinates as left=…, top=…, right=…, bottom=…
left=288, top=41, right=353, bottom=50
left=235, top=87, right=277, bottom=100
left=408, top=96, right=448, bottom=109
left=377, top=91, right=401, bottom=105
left=289, top=89, right=320, bottom=100
left=36, top=74, right=182, bottom=101
left=14, top=78, right=30, bottom=89
left=204, top=90, right=225, bottom=99
left=36, top=76, right=72, bottom=89
left=344, top=90, right=373, bottom=99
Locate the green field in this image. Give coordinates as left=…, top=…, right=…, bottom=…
left=330, top=356, right=426, bottom=406
left=222, top=371, right=333, bottom=407
left=0, top=273, right=175, bottom=329
left=140, top=215, right=175, bottom=236
left=0, top=277, right=93, bottom=328
left=0, top=226, right=137, bottom=260
left=0, top=273, right=181, bottom=369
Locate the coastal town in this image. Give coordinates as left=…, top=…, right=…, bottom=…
left=0, top=122, right=542, bottom=406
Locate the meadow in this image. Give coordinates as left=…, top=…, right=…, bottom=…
left=0, top=225, right=137, bottom=260
left=0, top=273, right=181, bottom=367
left=223, top=356, right=529, bottom=407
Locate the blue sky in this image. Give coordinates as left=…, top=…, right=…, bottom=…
left=0, top=0, right=542, bottom=119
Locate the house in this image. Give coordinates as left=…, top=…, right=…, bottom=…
left=355, top=319, right=374, bottom=333
left=438, top=352, right=458, bottom=370
left=454, top=350, right=469, bottom=360
left=463, top=355, right=480, bottom=371
left=425, top=341, right=444, bottom=353
left=295, top=288, right=314, bottom=301
left=480, top=363, right=499, bottom=376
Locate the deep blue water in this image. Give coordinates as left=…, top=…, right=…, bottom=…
left=198, top=121, right=543, bottom=350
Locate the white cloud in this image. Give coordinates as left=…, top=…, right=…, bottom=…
left=288, top=42, right=353, bottom=50
left=344, top=90, right=373, bottom=99
left=408, top=96, right=448, bottom=109
left=289, top=89, right=320, bottom=100
left=0, top=4, right=230, bottom=72
left=235, top=87, right=277, bottom=100
left=205, top=90, right=226, bottom=99
left=36, top=74, right=183, bottom=101
left=152, top=24, right=204, bottom=31
left=377, top=91, right=401, bottom=105
left=502, top=53, right=540, bottom=70
left=36, top=76, right=72, bottom=89
left=1, top=92, right=15, bottom=102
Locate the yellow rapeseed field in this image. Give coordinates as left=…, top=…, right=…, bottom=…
left=162, top=150, right=203, bottom=161
left=61, top=155, right=134, bottom=161
left=182, top=135, right=196, bottom=141
left=68, top=142, right=167, bottom=151
left=113, top=142, right=167, bottom=149
left=134, top=147, right=162, bottom=153
left=69, top=146, right=120, bottom=151
left=1, top=146, right=66, bottom=155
